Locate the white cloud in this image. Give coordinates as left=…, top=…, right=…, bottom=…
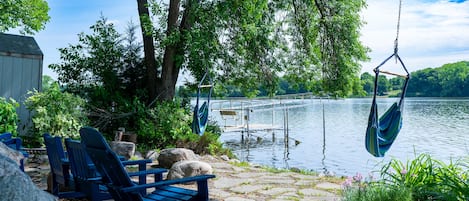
left=361, top=0, right=469, bottom=73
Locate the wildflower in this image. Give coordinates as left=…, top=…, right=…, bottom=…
left=400, top=168, right=408, bottom=175
left=353, top=173, right=363, bottom=182
left=342, top=176, right=353, bottom=188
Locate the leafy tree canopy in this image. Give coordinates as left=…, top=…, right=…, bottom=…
left=407, top=61, right=469, bottom=97
left=51, top=0, right=369, bottom=104
left=0, top=0, right=50, bottom=34
left=136, top=0, right=369, bottom=100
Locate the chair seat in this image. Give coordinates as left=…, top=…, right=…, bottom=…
left=146, top=186, right=198, bottom=201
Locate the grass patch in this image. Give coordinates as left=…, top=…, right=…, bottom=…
left=230, top=161, right=250, bottom=167
left=342, top=183, right=412, bottom=201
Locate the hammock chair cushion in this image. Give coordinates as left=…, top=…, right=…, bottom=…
left=192, top=101, right=209, bottom=135
left=365, top=101, right=403, bottom=157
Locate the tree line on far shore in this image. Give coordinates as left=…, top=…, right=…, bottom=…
left=181, top=61, right=469, bottom=98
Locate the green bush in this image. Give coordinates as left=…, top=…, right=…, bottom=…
left=135, top=100, right=234, bottom=157
left=381, top=153, right=469, bottom=201
left=136, top=100, right=194, bottom=149
left=25, top=84, right=88, bottom=145
left=342, top=153, right=469, bottom=201
left=0, top=97, right=19, bottom=135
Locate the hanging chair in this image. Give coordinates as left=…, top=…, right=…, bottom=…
left=365, top=53, right=410, bottom=157
left=192, top=70, right=213, bottom=135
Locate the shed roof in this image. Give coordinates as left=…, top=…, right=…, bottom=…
left=0, top=33, right=43, bottom=56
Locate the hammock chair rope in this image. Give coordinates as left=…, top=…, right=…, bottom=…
left=365, top=0, right=410, bottom=157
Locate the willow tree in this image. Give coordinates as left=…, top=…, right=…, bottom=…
left=137, top=0, right=369, bottom=101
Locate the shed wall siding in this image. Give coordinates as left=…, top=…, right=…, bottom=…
left=0, top=54, right=42, bottom=135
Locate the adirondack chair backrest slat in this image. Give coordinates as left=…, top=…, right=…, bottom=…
left=80, top=127, right=142, bottom=201
left=64, top=139, right=98, bottom=179
left=43, top=133, right=70, bottom=184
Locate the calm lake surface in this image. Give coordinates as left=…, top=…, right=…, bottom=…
left=209, top=97, right=469, bottom=176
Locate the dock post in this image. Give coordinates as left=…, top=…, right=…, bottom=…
left=244, top=107, right=250, bottom=141
left=272, top=102, right=275, bottom=141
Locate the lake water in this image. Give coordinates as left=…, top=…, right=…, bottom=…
left=209, top=97, right=469, bottom=176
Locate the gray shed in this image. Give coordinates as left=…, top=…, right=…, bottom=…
left=0, top=33, right=43, bottom=135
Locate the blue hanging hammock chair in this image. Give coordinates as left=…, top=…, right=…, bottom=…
left=192, top=70, right=213, bottom=135
left=365, top=53, right=410, bottom=157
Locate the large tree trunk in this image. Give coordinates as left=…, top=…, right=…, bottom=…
left=159, top=0, right=197, bottom=101
left=137, top=0, right=158, bottom=104
left=138, top=0, right=197, bottom=102
left=159, top=0, right=181, bottom=101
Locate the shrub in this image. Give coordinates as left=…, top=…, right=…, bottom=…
left=381, top=153, right=469, bottom=201
left=136, top=99, right=194, bottom=149
left=136, top=100, right=234, bottom=157
left=0, top=97, right=19, bottom=135
left=25, top=84, right=88, bottom=145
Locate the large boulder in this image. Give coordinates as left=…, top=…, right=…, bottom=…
left=0, top=143, right=57, bottom=200
left=167, top=160, right=213, bottom=180
left=110, top=141, right=136, bottom=160
left=0, top=141, right=23, bottom=165
left=157, top=148, right=197, bottom=169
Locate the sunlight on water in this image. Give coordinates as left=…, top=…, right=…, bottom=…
left=212, top=98, right=469, bottom=176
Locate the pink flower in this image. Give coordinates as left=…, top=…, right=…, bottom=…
left=342, top=176, right=353, bottom=188
left=400, top=168, right=408, bottom=175
left=353, top=173, right=363, bottom=182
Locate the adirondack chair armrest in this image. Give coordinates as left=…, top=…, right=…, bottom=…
left=121, top=174, right=216, bottom=193
left=122, top=159, right=153, bottom=173
left=84, top=176, right=103, bottom=182
left=128, top=168, right=167, bottom=183
left=127, top=168, right=167, bottom=177
left=121, top=159, right=152, bottom=166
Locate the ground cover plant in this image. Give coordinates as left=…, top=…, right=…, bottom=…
left=342, top=153, right=469, bottom=201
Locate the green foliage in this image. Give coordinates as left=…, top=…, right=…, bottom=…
left=0, top=97, right=19, bottom=135
left=359, top=61, right=469, bottom=97
left=135, top=100, right=232, bottom=157
left=49, top=16, right=146, bottom=134
left=377, top=75, right=390, bottom=96
left=182, top=120, right=234, bottom=157
left=143, top=0, right=369, bottom=99
left=0, top=0, right=50, bottom=34
left=25, top=84, right=87, bottom=145
left=380, top=153, right=469, bottom=201
left=342, top=153, right=469, bottom=201
left=42, top=75, right=57, bottom=91
left=360, top=72, right=374, bottom=96
left=407, top=61, right=469, bottom=97
left=136, top=100, right=194, bottom=149
left=342, top=182, right=412, bottom=201
left=49, top=15, right=125, bottom=94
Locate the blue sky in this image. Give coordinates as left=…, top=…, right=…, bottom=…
left=5, top=0, right=469, bottom=79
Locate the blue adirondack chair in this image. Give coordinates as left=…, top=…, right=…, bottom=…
left=43, top=133, right=86, bottom=199
left=64, top=138, right=167, bottom=200
left=80, top=126, right=216, bottom=201
left=0, top=132, right=29, bottom=171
